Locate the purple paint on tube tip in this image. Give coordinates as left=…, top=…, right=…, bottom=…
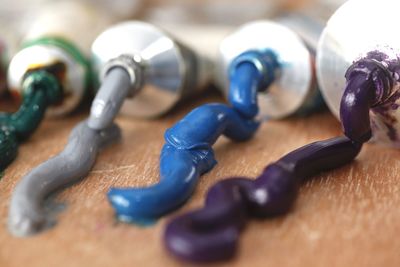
left=340, top=53, right=394, bottom=143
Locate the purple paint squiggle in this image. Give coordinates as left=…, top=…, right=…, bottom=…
left=164, top=136, right=362, bottom=262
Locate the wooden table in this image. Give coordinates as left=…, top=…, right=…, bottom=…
left=0, top=90, right=399, bottom=267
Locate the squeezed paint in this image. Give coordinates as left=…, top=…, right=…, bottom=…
left=8, top=121, right=121, bottom=237
left=108, top=103, right=260, bottom=224
left=340, top=51, right=400, bottom=145
left=88, top=67, right=132, bottom=130
left=0, top=71, right=62, bottom=171
left=164, top=136, right=362, bottom=262
left=106, top=43, right=324, bottom=224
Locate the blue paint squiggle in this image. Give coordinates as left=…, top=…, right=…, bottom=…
left=107, top=51, right=277, bottom=224
left=228, top=50, right=279, bottom=118
left=108, top=104, right=260, bottom=223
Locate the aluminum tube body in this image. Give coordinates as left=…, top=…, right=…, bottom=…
left=91, top=21, right=216, bottom=118
left=217, top=14, right=325, bottom=119
left=7, top=1, right=114, bottom=116
left=317, top=0, right=400, bottom=146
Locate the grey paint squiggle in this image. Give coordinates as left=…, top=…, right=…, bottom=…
left=88, top=68, right=131, bottom=130
left=8, top=121, right=121, bottom=237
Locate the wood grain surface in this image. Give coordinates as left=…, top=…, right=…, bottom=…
left=0, top=90, right=399, bottom=267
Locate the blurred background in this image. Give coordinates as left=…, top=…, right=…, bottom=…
left=0, top=0, right=348, bottom=55
left=0, top=0, right=349, bottom=25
